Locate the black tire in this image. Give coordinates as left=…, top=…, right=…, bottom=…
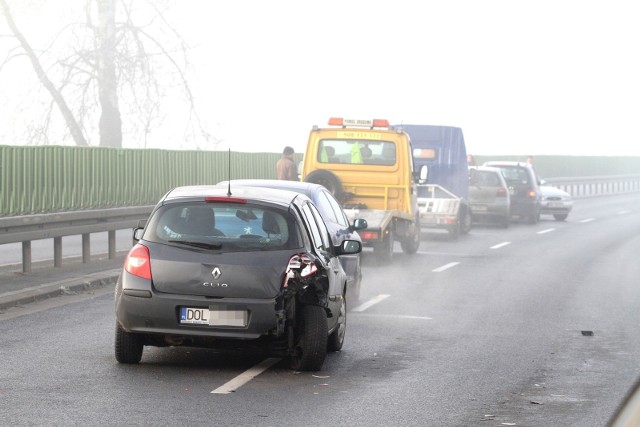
left=553, top=214, right=568, bottom=221
left=115, top=323, right=143, bottom=364
left=289, top=305, right=328, bottom=371
left=460, top=208, right=472, bottom=234
left=400, top=217, right=420, bottom=254
left=499, top=216, right=510, bottom=228
left=527, top=210, right=540, bottom=224
left=374, top=230, right=394, bottom=263
left=304, top=170, right=343, bottom=197
left=327, top=293, right=347, bottom=352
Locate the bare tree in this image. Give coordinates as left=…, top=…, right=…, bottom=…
left=0, top=0, right=212, bottom=149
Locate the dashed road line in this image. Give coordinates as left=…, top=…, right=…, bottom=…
left=355, top=313, right=432, bottom=320
left=432, top=262, right=460, bottom=272
left=211, top=357, right=281, bottom=394
left=352, top=294, right=390, bottom=312
left=537, top=228, right=555, bottom=234
left=490, top=242, right=511, bottom=249
left=579, top=218, right=595, bottom=223
left=618, top=210, right=631, bottom=215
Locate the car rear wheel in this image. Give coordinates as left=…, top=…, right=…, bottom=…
left=289, top=305, right=328, bottom=371
left=553, top=214, right=568, bottom=221
left=527, top=210, right=540, bottom=224
left=115, top=323, right=143, bottom=364
left=327, top=293, right=347, bottom=352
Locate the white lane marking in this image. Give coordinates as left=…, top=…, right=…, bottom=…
left=417, top=251, right=469, bottom=257
left=490, top=242, right=511, bottom=249
left=355, top=313, right=432, bottom=320
left=618, top=210, right=631, bottom=215
left=579, top=218, right=595, bottom=223
left=211, top=357, right=281, bottom=394
left=537, top=228, right=555, bottom=234
left=352, top=294, right=391, bottom=312
left=432, top=262, right=460, bottom=272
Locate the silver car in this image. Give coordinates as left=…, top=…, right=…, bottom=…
left=114, top=185, right=361, bottom=371
left=539, top=182, right=573, bottom=221
left=468, top=166, right=511, bottom=227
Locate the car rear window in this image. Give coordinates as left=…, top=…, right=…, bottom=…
left=143, top=202, right=301, bottom=252
left=496, top=166, right=531, bottom=184
left=318, top=139, right=396, bottom=165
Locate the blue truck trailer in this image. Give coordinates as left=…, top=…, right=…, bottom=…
left=391, top=124, right=472, bottom=238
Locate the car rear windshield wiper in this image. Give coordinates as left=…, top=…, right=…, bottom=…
left=168, top=240, right=222, bottom=250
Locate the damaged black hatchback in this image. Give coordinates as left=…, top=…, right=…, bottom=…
left=114, top=185, right=361, bottom=371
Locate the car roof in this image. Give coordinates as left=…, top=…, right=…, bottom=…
left=483, top=161, right=533, bottom=169
left=218, top=179, right=327, bottom=197
left=469, top=165, right=503, bottom=173
left=162, top=185, right=307, bottom=207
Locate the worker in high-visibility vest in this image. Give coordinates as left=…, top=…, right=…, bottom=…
left=350, top=142, right=363, bottom=164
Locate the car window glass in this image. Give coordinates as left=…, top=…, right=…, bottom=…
left=315, top=191, right=339, bottom=224
left=145, top=203, right=300, bottom=252
left=323, top=191, right=349, bottom=227
left=308, top=202, right=332, bottom=248
left=318, top=139, right=396, bottom=165
left=301, top=203, right=326, bottom=252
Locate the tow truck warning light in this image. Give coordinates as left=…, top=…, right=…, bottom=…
left=328, top=118, right=390, bottom=128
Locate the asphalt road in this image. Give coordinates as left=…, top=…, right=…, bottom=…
left=1, top=193, right=639, bottom=426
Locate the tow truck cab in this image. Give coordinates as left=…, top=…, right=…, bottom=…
left=300, top=118, right=421, bottom=262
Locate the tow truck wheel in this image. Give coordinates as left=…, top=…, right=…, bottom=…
left=374, top=230, right=394, bottom=263
left=460, top=208, right=472, bottom=234
left=304, top=170, right=343, bottom=198
left=289, top=305, right=328, bottom=371
left=400, top=217, right=421, bottom=254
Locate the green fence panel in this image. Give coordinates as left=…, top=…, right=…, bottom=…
left=1, top=145, right=637, bottom=216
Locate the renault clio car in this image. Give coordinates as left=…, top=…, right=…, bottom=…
left=114, top=185, right=361, bottom=371
left=217, top=179, right=367, bottom=299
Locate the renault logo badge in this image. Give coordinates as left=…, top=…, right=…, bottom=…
left=212, top=267, right=221, bottom=280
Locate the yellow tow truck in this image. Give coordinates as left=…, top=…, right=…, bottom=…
left=300, top=118, right=422, bottom=262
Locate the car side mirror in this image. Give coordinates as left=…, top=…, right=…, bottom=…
left=351, top=218, right=368, bottom=230
left=133, top=227, right=144, bottom=241
left=417, top=165, right=428, bottom=184
left=340, top=240, right=362, bottom=254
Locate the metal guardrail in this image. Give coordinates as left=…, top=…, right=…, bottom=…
left=0, top=206, right=154, bottom=273
left=544, top=175, right=640, bottom=198
left=1, top=174, right=638, bottom=274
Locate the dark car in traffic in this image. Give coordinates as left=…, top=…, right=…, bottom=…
left=114, top=185, right=362, bottom=371
left=483, top=161, right=542, bottom=224
left=218, top=179, right=367, bottom=299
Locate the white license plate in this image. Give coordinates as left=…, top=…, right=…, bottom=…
left=548, top=202, right=564, bottom=208
left=180, top=307, right=247, bottom=327
left=473, top=205, right=488, bottom=212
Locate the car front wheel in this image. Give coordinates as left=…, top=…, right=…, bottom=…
left=290, top=305, right=328, bottom=371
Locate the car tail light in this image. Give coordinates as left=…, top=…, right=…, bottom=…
left=283, top=253, right=317, bottom=288
left=496, top=188, right=508, bottom=197
left=125, top=244, right=152, bottom=280
left=360, top=231, right=379, bottom=240
left=527, top=190, right=537, bottom=198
